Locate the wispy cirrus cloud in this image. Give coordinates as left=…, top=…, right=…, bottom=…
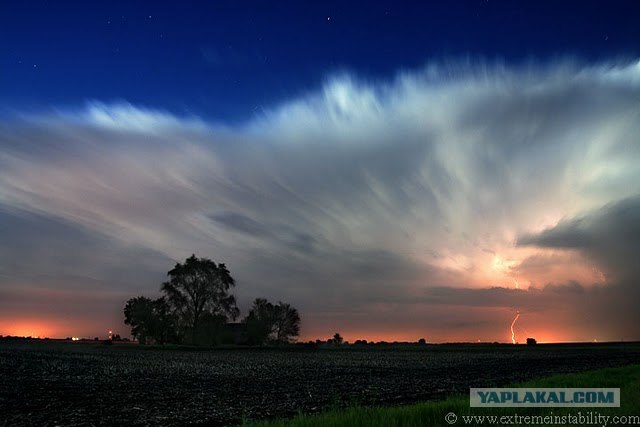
left=1, top=59, right=639, bottom=341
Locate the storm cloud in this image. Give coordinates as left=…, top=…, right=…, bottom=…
left=1, top=59, right=639, bottom=341
left=518, top=195, right=640, bottom=340
left=519, top=195, right=640, bottom=281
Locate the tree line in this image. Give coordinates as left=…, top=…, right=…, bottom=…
left=124, top=255, right=300, bottom=346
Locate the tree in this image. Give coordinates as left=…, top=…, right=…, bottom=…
left=161, top=255, right=239, bottom=344
left=272, top=302, right=300, bottom=343
left=150, top=297, right=177, bottom=344
left=245, top=298, right=273, bottom=345
left=124, top=296, right=155, bottom=344
left=333, top=332, right=343, bottom=345
left=124, top=296, right=176, bottom=344
left=244, top=298, right=301, bottom=345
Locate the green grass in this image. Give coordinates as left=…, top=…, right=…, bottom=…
left=245, top=364, right=640, bottom=427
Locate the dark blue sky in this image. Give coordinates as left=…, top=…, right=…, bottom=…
left=2, top=1, right=639, bottom=122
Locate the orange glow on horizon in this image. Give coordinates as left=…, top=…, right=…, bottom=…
left=0, top=317, right=598, bottom=344
left=0, top=317, right=93, bottom=339
left=1, top=321, right=56, bottom=338
left=298, top=328, right=594, bottom=345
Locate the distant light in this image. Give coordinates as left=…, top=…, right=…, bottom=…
left=71, top=337, right=80, bottom=341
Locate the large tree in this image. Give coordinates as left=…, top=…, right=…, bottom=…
left=244, top=298, right=300, bottom=345
left=161, top=254, right=239, bottom=344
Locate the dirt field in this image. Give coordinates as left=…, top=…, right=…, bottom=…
left=1, top=340, right=639, bottom=426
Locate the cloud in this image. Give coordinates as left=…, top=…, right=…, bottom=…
left=210, top=211, right=317, bottom=254
left=519, top=195, right=640, bottom=281
left=0, top=206, right=170, bottom=288
left=518, top=196, right=640, bottom=339
left=1, top=59, right=640, bottom=340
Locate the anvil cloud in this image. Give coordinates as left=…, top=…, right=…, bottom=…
left=1, top=60, right=639, bottom=342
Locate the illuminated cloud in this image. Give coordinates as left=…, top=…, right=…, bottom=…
left=518, top=196, right=640, bottom=340
left=519, top=195, right=640, bottom=282
left=1, top=59, right=639, bottom=341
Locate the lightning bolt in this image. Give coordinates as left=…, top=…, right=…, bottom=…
left=510, top=311, right=520, bottom=344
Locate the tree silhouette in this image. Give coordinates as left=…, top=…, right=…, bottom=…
left=245, top=298, right=273, bottom=345
left=124, top=296, right=155, bottom=344
left=333, top=332, right=343, bottom=345
left=122, top=254, right=303, bottom=347
left=151, top=297, right=177, bottom=344
left=161, top=255, right=239, bottom=344
left=244, top=298, right=300, bottom=345
left=272, top=301, right=300, bottom=343
left=124, top=296, right=175, bottom=344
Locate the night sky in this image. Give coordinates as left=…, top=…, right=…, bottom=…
left=1, top=1, right=640, bottom=342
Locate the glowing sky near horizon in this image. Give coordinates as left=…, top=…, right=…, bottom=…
left=1, top=2, right=640, bottom=343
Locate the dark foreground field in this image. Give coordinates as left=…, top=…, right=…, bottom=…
left=1, top=340, right=639, bottom=426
